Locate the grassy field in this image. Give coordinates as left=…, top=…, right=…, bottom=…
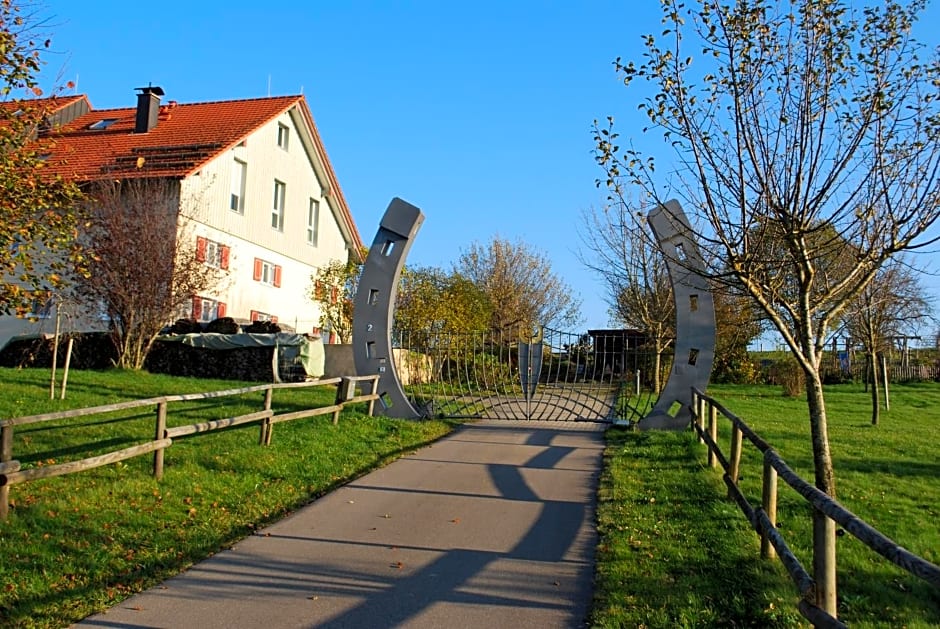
left=0, top=368, right=454, bottom=628
left=3, top=368, right=938, bottom=627
left=592, top=382, right=940, bottom=628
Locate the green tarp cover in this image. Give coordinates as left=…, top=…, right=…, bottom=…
left=156, top=332, right=325, bottom=378
left=157, top=332, right=309, bottom=350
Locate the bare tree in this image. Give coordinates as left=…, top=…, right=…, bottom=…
left=596, top=0, right=940, bottom=614
left=456, top=237, right=582, bottom=335
left=578, top=203, right=675, bottom=391
left=79, top=178, right=223, bottom=369
left=844, top=261, right=933, bottom=424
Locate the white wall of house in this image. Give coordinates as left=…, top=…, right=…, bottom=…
left=181, top=106, right=352, bottom=334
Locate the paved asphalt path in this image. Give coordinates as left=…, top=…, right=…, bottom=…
left=76, top=420, right=606, bottom=628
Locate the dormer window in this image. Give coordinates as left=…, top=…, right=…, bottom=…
left=88, top=118, right=118, bottom=130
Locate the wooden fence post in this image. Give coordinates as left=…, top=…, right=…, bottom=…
left=334, top=378, right=354, bottom=425
left=695, top=392, right=705, bottom=444
left=367, top=376, right=378, bottom=416
left=761, top=452, right=778, bottom=560
left=0, top=424, right=11, bottom=520
left=813, top=508, right=838, bottom=618
left=728, top=423, right=743, bottom=497
left=153, top=401, right=167, bottom=480
left=261, top=387, right=274, bottom=445
left=708, top=402, right=718, bottom=469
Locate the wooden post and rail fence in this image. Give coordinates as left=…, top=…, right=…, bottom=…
left=0, top=375, right=381, bottom=520
left=690, top=387, right=940, bottom=628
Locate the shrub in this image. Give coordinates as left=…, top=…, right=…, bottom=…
left=773, top=358, right=805, bottom=397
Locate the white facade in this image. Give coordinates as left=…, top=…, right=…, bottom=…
left=181, top=107, right=353, bottom=334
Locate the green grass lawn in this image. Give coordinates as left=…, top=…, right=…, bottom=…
left=3, top=368, right=938, bottom=628
left=592, top=382, right=940, bottom=628
left=0, top=368, right=454, bottom=628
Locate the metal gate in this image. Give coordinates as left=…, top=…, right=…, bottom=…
left=391, top=327, right=657, bottom=423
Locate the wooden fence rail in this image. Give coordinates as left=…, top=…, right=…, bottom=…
left=691, top=388, right=940, bottom=628
left=0, top=375, right=380, bottom=520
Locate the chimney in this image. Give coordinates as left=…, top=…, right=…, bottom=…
left=134, top=85, right=164, bottom=133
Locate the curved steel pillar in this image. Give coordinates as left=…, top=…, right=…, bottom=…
left=638, top=200, right=716, bottom=430
left=352, top=198, right=423, bottom=418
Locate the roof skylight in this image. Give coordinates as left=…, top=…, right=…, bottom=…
left=88, top=118, right=118, bottom=130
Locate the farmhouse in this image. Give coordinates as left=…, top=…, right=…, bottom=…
left=1, top=87, right=363, bottom=348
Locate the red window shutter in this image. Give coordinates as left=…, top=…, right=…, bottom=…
left=192, top=296, right=202, bottom=319
left=253, top=258, right=262, bottom=281
left=330, top=286, right=338, bottom=304
left=220, top=245, right=230, bottom=270
left=314, top=281, right=322, bottom=299
left=217, top=302, right=226, bottom=317
left=273, top=265, right=282, bottom=287
left=196, top=237, right=207, bottom=262
left=250, top=310, right=259, bottom=322
left=312, top=326, right=320, bottom=335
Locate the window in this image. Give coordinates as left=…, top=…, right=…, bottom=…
left=272, top=180, right=286, bottom=231
left=253, top=258, right=282, bottom=287
left=250, top=310, right=278, bottom=323
left=196, top=237, right=230, bottom=269
left=307, top=198, right=320, bottom=246
left=89, top=118, right=118, bottom=130
left=192, top=296, right=226, bottom=322
left=277, top=123, right=289, bottom=150
left=231, top=158, right=246, bottom=213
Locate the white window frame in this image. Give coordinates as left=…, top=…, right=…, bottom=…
left=231, top=158, right=246, bottom=213
left=307, top=198, right=320, bottom=246
left=198, top=298, right=220, bottom=322
left=205, top=240, right=221, bottom=268
left=251, top=310, right=276, bottom=322
left=272, top=180, right=286, bottom=231
left=277, top=123, right=289, bottom=150
left=261, top=260, right=278, bottom=286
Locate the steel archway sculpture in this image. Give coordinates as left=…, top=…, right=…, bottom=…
left=638, top=200, right=716, bottom=430
left=351, top=198, right=424, bottom=419
left=352, top=197, right=714, bottom=426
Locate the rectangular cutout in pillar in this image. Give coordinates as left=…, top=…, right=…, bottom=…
left=368, top=289, right=379, bottom=306
left=675, top=242, right=687, bottom=262
left=366, top=341, right=375, bottom=359
left=689, top=294, right=698, bottom=312
left=688, top=348, right=699, bottom=366
left=381, top=240, right=396, bottom=256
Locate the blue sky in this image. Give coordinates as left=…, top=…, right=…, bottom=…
left=36, top=1, right=665, bottom=331
left=35, top=1, right=940, bottom=337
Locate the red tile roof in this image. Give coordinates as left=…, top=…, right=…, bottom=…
left=44, top=95, right=299, bottom=179
left=0, top=93, right=87, bottom=115
left=36, top=93, right=362, bottom=253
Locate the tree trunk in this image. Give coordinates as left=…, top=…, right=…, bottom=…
left=652, top=339, right=662, bottom=393
left=870, top=351, right=881, bottom=426
left=805, top=367, right=838, bottom=617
